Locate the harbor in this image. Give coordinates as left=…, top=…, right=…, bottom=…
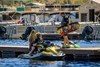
left=0, top=0, right=100, bottom=67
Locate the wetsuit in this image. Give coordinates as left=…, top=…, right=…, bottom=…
left=61, top=16, right=69, bottom=36
left=61, top=16, right=69, bottom=27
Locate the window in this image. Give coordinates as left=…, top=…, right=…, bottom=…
left=81, top=13, right=87, bottom=22
left=89, top=9, right=95, bottom=22
left=39, top=14, right=49, bottom=23
left=76, top=13, right=79, bottom=19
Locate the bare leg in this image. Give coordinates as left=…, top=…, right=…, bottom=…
left=63, top=36, right=70, bottom=47
left=29, top=43, right=33, bottom=51
left=63, top=36, right=69, bottom=44
left=28, top=46, right=35, bottom=56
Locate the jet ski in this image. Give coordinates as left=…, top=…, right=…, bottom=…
left=18, top=42, right=65, bottom=60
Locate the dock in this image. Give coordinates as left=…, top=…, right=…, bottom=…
left=0, top=45, right=29, bottom=58
left=12, top=32, right=80, bottom=40
left=0, top=45, right=28, bottom=52
left=60, top=48, right=100, bottom=60
left=0, top=45, right=100, bottom=60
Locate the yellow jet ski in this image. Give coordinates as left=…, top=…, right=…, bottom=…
left=18, top=42, right=65, bottom=60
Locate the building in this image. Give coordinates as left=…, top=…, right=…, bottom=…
left=79, top=0, right=100, bottom=22
left=25, top=3, right=45, bottom=12
left=45, top=4, right=79, bottom=11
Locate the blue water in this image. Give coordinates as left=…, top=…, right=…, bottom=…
left=0, top=58, right=100, bottom=67
left=0, top=39, right=100, bottom=48
left=0, top=39, right=28, bottom=46
left=0, top=39, right=100, bottom=67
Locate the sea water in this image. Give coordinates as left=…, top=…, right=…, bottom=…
left=0, top=39, right=100, bottom=67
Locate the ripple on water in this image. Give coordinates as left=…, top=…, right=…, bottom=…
left=0, top=58, right=100, bottom=67
left=0, top=39, right=100, bottom=47
left=0, top=39, right=28, bottom=46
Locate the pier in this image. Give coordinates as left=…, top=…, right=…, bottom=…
left=0, top=45, right=100, bottom=60
left=60, top=48, right=100, bottom=60
left=11, top=32, right=80, bottom=40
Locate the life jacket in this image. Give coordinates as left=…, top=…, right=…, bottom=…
left=61, top=16, right=69, bottom=27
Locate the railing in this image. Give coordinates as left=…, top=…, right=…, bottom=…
left=78, top=22, right=100, bottom=39
left=92, top=24, right=100, bottom=39
left=33, top=22, right=60, bottom=33
left=0, top=21, right=23, bottom=38
left=33, top=21, right=100, bottom=40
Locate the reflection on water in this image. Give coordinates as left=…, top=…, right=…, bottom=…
left=0, top=58, right=100, bottom=67
left=0, top=58, right=57, bottom=67
left=0, top=39, right=100, bottom=48
left=62, top=60, right=100, bottom=67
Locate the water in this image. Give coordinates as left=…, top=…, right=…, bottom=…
left=0, top=39, right=100, bottom=67
left=0, top=39, right=28, bottom=46
left=0, top=58, right=100, bottom=67
left=0, top=39, right=100, bottom=48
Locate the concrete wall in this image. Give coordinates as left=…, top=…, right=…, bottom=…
left=79, top=1, right=100, bottom=22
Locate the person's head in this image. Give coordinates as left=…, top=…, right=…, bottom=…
left=28, top=30, right=43, bottom=43
left=28, top=30, right=37, bottom=43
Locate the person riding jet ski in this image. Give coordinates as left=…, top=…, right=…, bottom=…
left=28, top=30, right=43, bottom=56
left=28, top=29, right=61, bottom=56
left=18, top=30, right=64, bottom=60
